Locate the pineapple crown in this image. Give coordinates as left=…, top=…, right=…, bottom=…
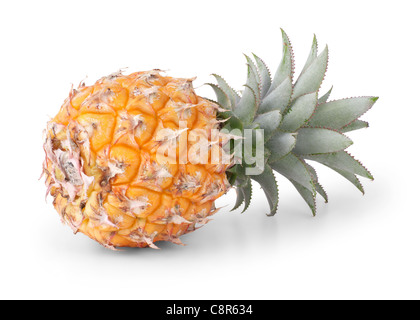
left=207, top=29, right=378, bottom=216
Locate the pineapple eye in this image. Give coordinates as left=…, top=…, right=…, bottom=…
left=132, top=87, right=140, bottom=96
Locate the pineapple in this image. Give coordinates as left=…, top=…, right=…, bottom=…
left=42, top=30, right=377, bottom=249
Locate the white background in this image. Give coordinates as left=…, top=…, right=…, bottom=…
left=0, top=0, right=419, bottom=300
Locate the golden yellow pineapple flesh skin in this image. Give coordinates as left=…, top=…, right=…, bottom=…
left=43, top=71, right=230, bottom=249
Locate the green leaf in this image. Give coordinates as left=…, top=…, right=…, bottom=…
left=340, top=120, right=369, bottom=133
left=254, top=110, right=282, bottom=141
left=224, top=114, right=244, bottom=132
left=266, top=131, right=297, bottom=162
left=267, top=29, right=294, bottom=96
left=318, top=86, right=333, bottom=105
left=258, top=77, right=292, bottom=114
left=279, top=92, right=318, bottom=132
left=315, top=183, right=328, bottom=203
left=293, top=128, right=353, bottom=155
left=226, top=170, right=237, bottom=186
left=304, top=162, right=328, bottom=203
left=211, top=74, right=240, bottom=107
left=300, top=34, right=318, bottom=76
left=206, top=83, right=231, bottom=110
left=292, top=45, right=328, bottom=101
left=234, top=84, right=257, bottom=125
left=290, top=181, right=317, bottom=216
left=333, top=168, right=365, bottom=194
left=271, top=153, right=315, bottom=192
left=250, top=164, right=279, bottom=216
left=308, top=97, right=378, bottom=129
left=232, top=186, right=245, bottom=211
left=241, top=179, right=253, bottom=213
left=304, top=151, right=373, bottom=180
left=244, top=55, right=262, bottom=104
left=252, top=53, right=272, bottom=98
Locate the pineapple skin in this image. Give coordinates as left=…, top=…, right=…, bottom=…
left=42, top=71, right=230, bottom=249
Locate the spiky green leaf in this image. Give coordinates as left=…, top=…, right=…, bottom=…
left=271, top=153, right=315, bottom=192
left=340, top=120, right=369, bottom=133
left=232, top=186, right=245, bottom=211
left=309, top=97, right=378, bottom=129
left=315, top=183, right=328, bottom=203
left=244, top=55, right=262, bottom=104
left=299, top=34, right=318, bottom=76
left=231, top=164, right=247, bottom=183
left=258, top=77, right=292, bottom=114
left=318, top=86, right=333, bottom=105
left=304, top=151, right=373, bottom=180
left=234, top=84, right=257, bottom=125
left=328, top=168, right=365, bottom=194
left=241, top=179, right=253, bottom=213
left=279, top=92, right=318, bottom=132
left=250, top=164, right=279, bottom=216
left=304, top=163, right=328, bottom=203
left=290, top=181, right=317, bottom=216
left=206, top=83, right=231, bottom=110
left=292, top=46, right=328, bottom=100
left=266, top=131, right=297, bottom=162
left=252, top=53, right=272, bottom=98
left=314, top=185, right=327, bottom=203
left=211, top=74, right=240, bottom=107
left=267, top=29, right=294, bottom=95
left=254, top=110, right=282, bottom=141
left=293, top=128, right=353, bottom=155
